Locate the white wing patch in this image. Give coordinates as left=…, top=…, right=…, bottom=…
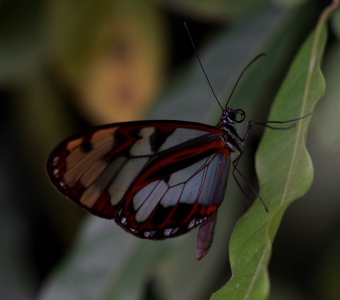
left=129, top=127, right=155, bottom=156
left=160, top=184, right=184, bottom=207
left=135, top=180, right=168, bottom=222
left=198, top=154, right=227, bottom=206
left=130, top=153, right=227, bottom=223
left=179, top=171, right=204, bottom=205
left=80, top=157, right=126, bottom=207
left=168, top=159, right=205, bottom=186
left=108, top=157, right=149, bottom=205
left=158, top=128, right=211, bottom=152
left=133, top=180, right=159, bottom=210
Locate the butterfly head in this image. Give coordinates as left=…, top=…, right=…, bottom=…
left=220, top=108, right=246, bottom=125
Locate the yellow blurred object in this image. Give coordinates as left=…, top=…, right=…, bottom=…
left=47, top=0, right=167, bottom=124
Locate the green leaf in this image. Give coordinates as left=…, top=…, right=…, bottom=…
left=212, top=2, right=339, bottom=300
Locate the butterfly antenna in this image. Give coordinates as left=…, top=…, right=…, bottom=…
left=225, top=53, right=266, bottom=108
left=184, top=22, right=224, bottom=110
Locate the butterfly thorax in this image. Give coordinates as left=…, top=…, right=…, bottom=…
left=217, top=107, right=245, bottom=153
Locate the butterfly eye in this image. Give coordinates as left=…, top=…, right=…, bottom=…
left=235, top=109, right=246, bottom=123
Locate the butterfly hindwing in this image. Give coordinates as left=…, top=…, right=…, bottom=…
left=47, top=120, right=230, bottom=239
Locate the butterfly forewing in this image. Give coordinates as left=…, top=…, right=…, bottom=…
left=47, top=120, right=230, bottom=239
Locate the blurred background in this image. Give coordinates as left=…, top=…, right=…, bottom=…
left=1, top=0, right=340, bottom=299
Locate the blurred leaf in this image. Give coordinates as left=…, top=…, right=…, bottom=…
left=271, top=0, right=308, bottom=8
left=314, top=244, right=340, bottom=300
left=0, top=0, right=44, bottom=84
left=331, top=2, right=340, bottom=39
left=313, top=42, right=340, bottom=151
left=212, top=2, right=339, bottom=299
left=157, top=0, right=269, bottom=22
left=47, top=0, right=167, bottom=124
left=38, top=218, right=174, bottom=300
left=268, top=278, right=308, bottom=300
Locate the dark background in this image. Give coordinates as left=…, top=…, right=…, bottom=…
left=1, top=1, right=339, bottom=299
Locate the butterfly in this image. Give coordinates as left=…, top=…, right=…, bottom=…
left=46, top=51, right=310, bottom=260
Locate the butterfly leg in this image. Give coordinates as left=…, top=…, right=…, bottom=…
left=231, top=151, right=269, bottom=212
left=242, top=113, right=312, bottom=144
left=235, top=119, right=298, bottom=211
left=234, top=114, right=311, bottom=211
